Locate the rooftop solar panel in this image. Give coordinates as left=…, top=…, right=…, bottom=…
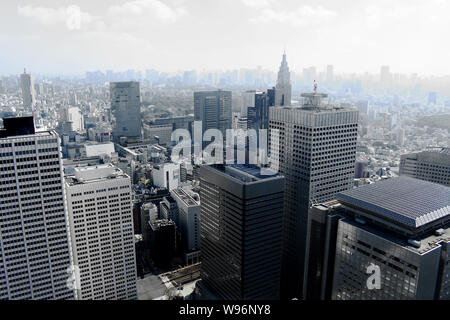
left=336, top=176, right=450, bottom=228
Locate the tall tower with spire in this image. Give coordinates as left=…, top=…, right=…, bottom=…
left=275, top=51, right=292, bottom=106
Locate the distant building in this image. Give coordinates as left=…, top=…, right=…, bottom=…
left=65, top=164, right=137, bottom=300
left=275, top=52, right=292, bottom=106
left=428, top=92, right=437, bottom=105
left=20, top=69, right=36, bottom=110
left=305, top=177, right=450, bottom=300
left=247, top=91, right=269, bottom=135
left=199, top=165, right=284, bottom=299
left=61, top=106, right=84, bottom=132
left=84, top=142, right=115, bottom=158
left=326, top=65, right=334, bottom=83
left=380, top=65, right=391, bottom=84
left=110, top=81, right=142, bottom=142
left=399, top=148, right=450, bottom=187
left=194, top=90, right=232, bottom=138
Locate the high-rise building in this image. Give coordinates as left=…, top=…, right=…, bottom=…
left=399, top=148, right=450, bottom=187
left=61, top=107, right=84, bottom=132
left=428, top=91, right=438, bottom=105
left=269, top=89, right=359, bottom=299
left=194, top=90, right=232, bottom=138
left=64, top=164, right=137, bottom=300
left=247, top=91, right=269, bottom=135
left=326, top=65, right=334, bottom=83
left=199, top=164, right=284, bottom=300
left=275, top=52, right=292, bottom=106
left=151, top=163, right=180, bottom=191
left=149, top=219, right=176, bottom=268
left=305, top=177, right=450, bottom=300
left=110, top=81, right=142, bottom=142
left=20, top=69, right=36, bottom=110
left=380, top=65, right=391, bottom=84
left=170, top=188, right=201, bottom=253
left=0, top=117, right=75, bottom=300
left=329, top=177, right=449, bottom=300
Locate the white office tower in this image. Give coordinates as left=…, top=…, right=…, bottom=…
left=0, top=117, right=75, bottom=300
left=275, top=52, right=292, bottom=106
left=20, top=69, right=36, bottom=110
left=269, top=88, right=358, bottom=299
left=64, top=164, right=137, bottom=300
left=151, top=163, right=180, bottom=191
left=170, top=188, right=201, bottom=252
left=61, top=107, right=84, bottom=132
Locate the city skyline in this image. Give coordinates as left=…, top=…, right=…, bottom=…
left=1, top=0, right=450, bottom=76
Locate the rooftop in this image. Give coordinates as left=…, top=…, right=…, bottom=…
left=336, top=176, right=450, bottom=229
left=171, top=188, right=200, bottom=207
left=66, top=164, right=128, bottom=185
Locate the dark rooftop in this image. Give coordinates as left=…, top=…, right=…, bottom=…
left=0, top=117, right=35, bottom=138
left=336, top=176, right=450, bottom=229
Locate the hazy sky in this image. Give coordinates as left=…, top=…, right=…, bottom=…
left=1, top=0, right=449, bottom=76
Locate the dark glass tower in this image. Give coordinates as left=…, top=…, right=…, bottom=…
left=199, top=164, right=284, bottom=299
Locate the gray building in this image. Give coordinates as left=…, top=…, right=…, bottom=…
left=199, top=164, right=284, bottom=300
left=399, top=148, right=450, bottom=187
left=275, top=52, right=291, bottom=106
left=0, top=117, right=75, bottom=300
left=194, top=90, right=232, bottom=138
left=269, top=90, right=359, bottom=299
left=20, top=69, right=36, bottom=110
left=160, top=196, right=179, bottom=225
left=305, top=177, right=450, bottom=300
left=110, top=81, right=142, bottom=142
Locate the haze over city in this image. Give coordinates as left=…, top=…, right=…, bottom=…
left=0, top=0, right=449, bottom=310
left=1, top=0, right=450, bottom=75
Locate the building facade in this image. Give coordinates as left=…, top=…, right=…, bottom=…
left=0, top=117, right=75, bottom=300
left=199, top=164, right=284, bottom=300
left=194, top=90, right=232, bottom=138
left=65, top=164, right=137, bottom=300
left=269, top=92, right=358, bottom=299
left=110, top=81, right=142, bottom=141
left=399, top=148, right=450, bottom=187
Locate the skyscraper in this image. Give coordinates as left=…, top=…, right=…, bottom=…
left=380, top=65, right=391, bottom=84
left=64, top=164, right=137, bottom=300
left=0, top=117, right=75, bottom=300
left=20, top=69, right=36, bottom=110
left=199, top=165, right=284, bottom=299
left=326, top=65, right=334, bottom=83
left=247, top=91, right=269, bottom=134
left=269, top=88, right=359, bottom=299
left=275, top=52, right=292, bottom=106
left=399, top=148, right=450, bottom=187
left=331, top=177, right=450, bottom=300
left=194, top=90, right=232, bottom=137
left=110, top=81, right=142, bottom=142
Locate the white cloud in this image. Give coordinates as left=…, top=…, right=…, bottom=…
left=242, top=0, right=272, bottom=8
left=107, top=0, right=187, bottom=24
left=251, top=5, right=336, bottom=27
left=17, top=4, right=96, bottom=31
